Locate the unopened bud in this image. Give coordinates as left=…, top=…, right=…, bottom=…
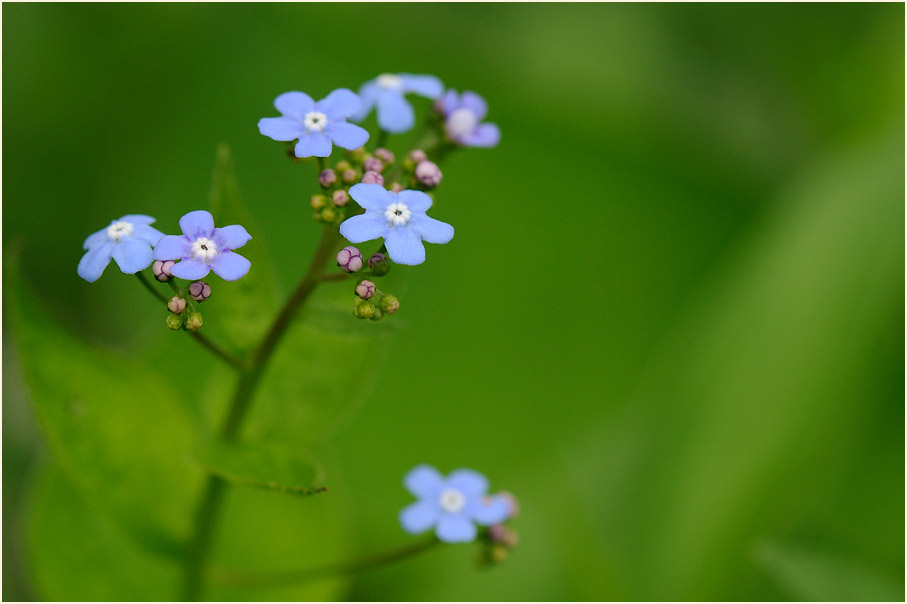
left=375, top=148, right=395, bottom=165
left=185, top=311, right=203, bottom=332
left=168, top=296, right=187, bottom=314
left=320, top=207, right=337, bottom=223
left=335, top=160, right=352, bottom=172
left=368, top=252, right=391, bottom=276
left=355, top=280, right=376, bottom=299
left=342, top=168, right=359, bottom=184
left=337, top=246, right=363, bottom=273
left=166, top=313, right=183, bottom=330
left=152, top=259, right=175, bottom=281
left=389, top=183, right=404, bottom=193
left=188, top=281, right=211, bottom=302
left=360, top=170, right=384, bottom=185
left=415, top=161, right=442, bottom=188
left=363, top=157, right=384, bottom=173
left=488, top=524, right=519, bottom=548
left=347, top=146, right=367, bottom=163
left=354, top=299, right=377, bottom=320
left=318, top=169, right=337, bottom=188
left=379, top=293, right=399, bottom=314
left=310, top=193, right=328, bottom=210
left=332, top=190, right=349, bottom=207
left=409, top=149, right=427, bottom=164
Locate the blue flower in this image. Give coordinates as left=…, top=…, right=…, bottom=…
left=353, top=73, right=443, bottom=134
left=153, top=210, right=251, bottom=281
left=399, top=465, right=511, bottom=543
left=258, top=89, right=369, bottom=158
left=78, top=215, right=164, bottom=282
left=437, top=89, right=500, bottom=147
left=339, top=183, right=453, bottom=266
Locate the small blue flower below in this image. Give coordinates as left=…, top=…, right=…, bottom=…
left=339, top=184, right=453, bottom=266
left=153, top=210, right=252, bottom=281
left=78, top=215, right=164, bottom=282
left=353, top=73, right=444, bottom=134
left=400, top=464, right=511, bottom=543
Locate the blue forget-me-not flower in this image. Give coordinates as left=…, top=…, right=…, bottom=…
left=353, top=73, right=443, bottom=134
left=153, top=210, right=252, bottom=281
left=258, top=89, right=369, bottom=158
left=78, top=215, right=164, bottom=282
left=339, top=183, right=453, bottom=266
left=437, top=89, right=500, bottom=147
left=399, top=465, right=511, bottom=543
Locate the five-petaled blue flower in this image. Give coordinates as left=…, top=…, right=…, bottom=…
left=353, top=73, right=443, bottom=134
left=258, top=89, right=369, bottom=158
left=78, top=215, right=164, bottom=282
left=437, top=89, right=500, bottom=148
left=339, top=183, right=453, bottom=266
left=153, top=210, right=252, bottom=281
left=400, top=465, right=511, bottom=543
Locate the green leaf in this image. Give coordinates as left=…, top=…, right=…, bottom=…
left=207, top=143, right=282, bottom=354
left=194, top=440, right=327, bottom=496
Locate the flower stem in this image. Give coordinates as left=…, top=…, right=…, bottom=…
left=209, top=538, right=439, bottom=589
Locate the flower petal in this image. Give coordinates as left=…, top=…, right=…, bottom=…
left=153, top=235, right=189, bottom=261
left=352, top=82, right=379, bottom=122
left=446, top=469, right=489, bottom=498
left=274, top=91, right=315, bottom=119
left=376, top=90, right=414, bottom=134
left=470, top=495, right=510, bottom=526
left=258, top=117, right=304, bottom=142
left=210, top=251, right=251, bottom=281
left=463, top=123, right=500, bottom=148
left=179, top=210, right=215, bottom=239
left=435, top=514, right=477, bottom=543
left=111, top=237, right=154, bottom=274
left=395, top=190, right=433, bottom=212
left=459, top=91, right=488, bottom=121
left=325, top=122, right=369, bottom=150
left=404, top=464, right=445, bottom=498
left=294, top=133, right=332, bottom=158
left=118, top=214, right=157, bottom=226
left=134, top=224, right=164, bottom=247
left=399, top=501, right=441, bottom=534
left=410, top=214, right=454, bottom=245
left=77, top=241, right=114, bottom=282
left=316, top=88, right=362, bottom=120
left=213, top=225, right=251, bottom=251
left=385, top=227, right=426, bottom=265
left=399, top=74, right=443, bottom=99
left=82, top=227, right=109, bottom=251
left=438, top=89, right=459, bottom=116
left=349, top=183, right=393, bottom=212
left=338, top=212, right=386, bottom=244
left=170, top=258, right=211, bottom=280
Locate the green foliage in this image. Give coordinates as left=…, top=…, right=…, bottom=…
left=194, top=440, right=327, bottom=496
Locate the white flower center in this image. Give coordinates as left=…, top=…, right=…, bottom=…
left=303, top=111, right=328, bottom=133
left=106, top=221, right=134, bottom=242
left=439, top=489, right=466, bottom=514
left=377, top=73, right=402, bottom=90
left=384, top=202, right=411, bottom=227
left=190, top=237, right=218, bottom=263
left=446, top=108, right=478, bottom=139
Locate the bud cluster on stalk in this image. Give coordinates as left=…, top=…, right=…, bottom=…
left=336, top=245, right=400, bottom=321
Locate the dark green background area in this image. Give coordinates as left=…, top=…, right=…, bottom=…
left=3, top=3, right=904, bottom=601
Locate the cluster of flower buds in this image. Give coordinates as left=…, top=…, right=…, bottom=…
left=479, top=492, right=520, bottom=565
left=311, top=146, right=397, bottom=227
left=399, top=149, right=443, bottom=190
left=336, top=245, right=400, bottom=321
left=165, top=280, right=211, bottom=332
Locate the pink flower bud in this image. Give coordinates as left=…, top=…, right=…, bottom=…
left=152, top=259, right=175, bottom=281
left=188, top=281, right=211, bottom=302
left=168, top=296, right=187, bottom=314
left=363, top=157, right=384, bottom=173
left=318, top=169, right=337, bottom=188
left=336, top=246, right=363, bottom=273
left=360, top=170, right=384, bottom=185
left=375, top=148, right=395, bottom=165
left=332, top=189, right=349, bottom=207
left=415, top=160, right=442, bottom=188
left=390, top=183, right=404, bottom=193
left=355, top=280, right=376, bottom=299
left=409, top=149, right=427, bottom=164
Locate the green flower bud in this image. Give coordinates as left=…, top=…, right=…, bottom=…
left=320, top=207, right=337, bottom=223
left=310, top=194, right=329, bottom=210
left=354, top=299, right=377, bottom=320
left=185, top=311, right=203, bottom=332
left=347, top=146, right=368, bottom=164
left=379, top=294, right=399, bottom=314
left=369, top=305, right=385, bottom=321
left=166, top=313, right=183, bottom=330
left=334, top=160, right=352, bottom=172
left=368, top=252, right=391, bottom=276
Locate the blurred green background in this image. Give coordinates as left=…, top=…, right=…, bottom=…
left=3, top=3, right=904, bottom=601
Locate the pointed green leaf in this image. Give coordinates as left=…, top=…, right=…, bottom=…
left=194, top=440, right=327, bottom=496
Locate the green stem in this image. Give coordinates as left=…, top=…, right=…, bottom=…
left=375, top=129, right=389, bottom=150
left=210, top=538, right=439, bottom=589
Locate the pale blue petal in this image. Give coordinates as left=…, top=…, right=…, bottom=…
left=316, top=88, right=362, bottom=120
left=436, top=514, right=477, bottom=543
left=404, top=464, right=445, bottom=498
left=77, top=241, right=114, bottom=282
left=82, top=227, right=109, bottom=251
left=153, top=235, right=189, bottom=261
left=134, top=224, right=164, bottom=247
left=385, top=227, right=425, bottom=265
left=274, top=91, right=315, bottom=119
left=338, top=213, right=386, bottom=244
left=210, top=251, right=250, bottom=281
left=410, top=214, right=454, bottom=245
left=213, top=225, right=251, bottom=250
left=395, top=189, right=432, bottom=212
left=325, top=122, right=369, bottom=150
left=294, top=133, right=332, bottom=158
left=438, top=89, right=459, bottom=116
left=399, top=501, right=441, bottom=534
left=118, top=214, right=157, bottom=226
left=170, top=258, right=210, bottom=280
left=376, top=91, right=414, bottom=134
left=470, top=495, right=510, bottom=526
left=349, top=183, right=393, bottom=212
left=111, top=237, right=153, bottom=274
left=463, top=123, right=500, bottom=148
left=179, top=210, right=215, bottom=239
left=352, top=82, right=379, bottom=122
left=460, top=91, right=488, bottom=121
left=399, top=74, right=443, bottom=98
left=259, top=117, right=304, bottom=142
left=446, top=469, right=489, bottom=498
